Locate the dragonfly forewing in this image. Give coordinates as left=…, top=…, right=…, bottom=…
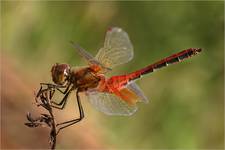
left=95, top=27, right=134, bottom=70
left=70, top=42, right=111, bottom=72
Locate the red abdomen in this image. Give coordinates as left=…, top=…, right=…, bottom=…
left=106, top=48, right=202, bottom=89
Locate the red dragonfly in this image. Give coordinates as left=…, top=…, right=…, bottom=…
left=37, top=27, right=202, bottom=133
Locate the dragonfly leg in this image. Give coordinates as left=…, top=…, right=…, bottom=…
left=55, top=83, right=71, bottom=94
left=56, top=90, right=84, bottom=135
left=40, top=83, right=69, bottom=94
left=37, top=83, right=62, bottom=98
left=36, top=83, right=73, bottom=110
left=50, top=88, right=73, bottom=110
left=36, top=84, right=55, bottom=103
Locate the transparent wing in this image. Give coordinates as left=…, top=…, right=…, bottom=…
left=95, top=27, right=134, bottom=69
left=70, top=41, right=111, bottom=71
left=126, top=82, right=149, bottom=103
left=86, top=91, right=137, bottom=116
left=70, top=41, right=95, bottom=62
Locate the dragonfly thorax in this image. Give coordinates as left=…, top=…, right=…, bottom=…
left=69, top=67, right=101, bottom=92
left=51, top=63, right=71, bottom=85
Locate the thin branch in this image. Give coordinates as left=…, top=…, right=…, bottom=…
left=25, top=88, right=57, bottom=149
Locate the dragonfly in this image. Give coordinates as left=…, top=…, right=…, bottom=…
left=36, top=27, right=202, bottom=134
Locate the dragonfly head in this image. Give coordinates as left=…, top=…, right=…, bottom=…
left=51, top=63, right=71, bottom=85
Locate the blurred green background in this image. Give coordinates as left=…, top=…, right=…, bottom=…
left=1, top=1, right=224, bottom=149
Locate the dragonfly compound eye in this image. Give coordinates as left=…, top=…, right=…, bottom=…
left=51, top=63, right=71, bottom=85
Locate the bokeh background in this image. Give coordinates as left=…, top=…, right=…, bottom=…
left=1, top=1, right=224, bottom=149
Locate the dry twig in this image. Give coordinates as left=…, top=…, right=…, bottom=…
left=25, top=88, right=57, bottom=149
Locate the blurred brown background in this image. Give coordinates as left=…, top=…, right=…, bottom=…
left=1, top=1, right=224, bottom=149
